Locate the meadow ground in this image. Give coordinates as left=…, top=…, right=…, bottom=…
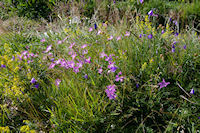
left=0, top=3, right=200, bottom=132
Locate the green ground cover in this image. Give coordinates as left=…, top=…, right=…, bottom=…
left=0, top=0, right=200, bottom=132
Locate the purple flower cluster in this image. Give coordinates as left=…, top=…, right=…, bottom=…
left=100, top=52, right=118, bottom=74
left=18, top=50, right=37, bottom=63
left=115, top=71, right=124, bottom=82
left=171, top=41, right=177, bottom=53
left=55, top=79, right=61, bottom=87
left=44, top=42, right=91, bottom=74
left=105, top=85, right=117, bottom=100
left=99, top=51, right=126, bottom=100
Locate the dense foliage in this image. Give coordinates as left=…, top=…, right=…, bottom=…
left=0, top=0, right=200, bottom=28
left=0, top=0, right=199, bottom=132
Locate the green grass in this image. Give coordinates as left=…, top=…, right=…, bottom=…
left=0, top=14, right=199, bottom=132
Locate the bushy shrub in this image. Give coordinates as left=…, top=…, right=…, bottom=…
left=1, top=0, right=56, bottom=20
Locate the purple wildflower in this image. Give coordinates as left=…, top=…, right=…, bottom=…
left=57, top=40, right=62, bottom=44
left=161, top=30, right=165, bottom=34
left=139, top=34, right=142, bottom=38
left=148, top=10, right=153, bottom=16
left=173, top=20, right=178, bottom=26
left=60, top=60, right=66, bottom=67
left=76, top=62, right=83, bottom=68
left=50, top=58, right=55, bottom=62
left=48, top=52, right=53, bottom=56
left=22, top=51, right=28, bottom=56
left=110, top=66, right=117, bottom=72
left=116, top=36, right=121, bottom=41
left=172, top=44, right=175, bottom=53
left=49, top=63, right=56, bottom=69
left=81, top=44, right=87, bottom=49
left=148, top=34, right=153, bottom=39
left=175, top=32, right=179, bottom=36
left=55, top=79, right=61, bottom=87
left=67, top=60, right=75, bottom=68
left=158, top=79, right=170, bottom=89
left=23, top=55, right=28, bottom=60
left=100, top=52, right=107, bottom=58
left=55, top=59, right=61, bottom=65
left=136, top=84, right=139, bottom=88
left=108, top=62, right=117, bottom=72
left=108, top=35, right=113, bottom=41
left=108, top=62, right=115, bottom=69
left=73, top=67, right=79, bottom=73
left=71, top=53, right=77, bottom=60
left=18, top=55, right=23, bottom=60
left=20, top=90, right=24, bottom=95
left=125, top=31, right=130, bottom=37
left=105, top=85, right=117, bottom=100
left=85, top=57, right=91, bottom=63
left=98, top=67, right=103, bottom=74
left=152, top=14, right=158, bottom=17
left=31, top=78, right=36, bottom=84
left=40, top=38, right=45, bottom=42
left=183, top=45, right=186, bottom=49
left=1, top=64, right=6, bottom=68
left=140, top=0, right=144, bottom=4
left=43, top=45, right=52, bottom=53
left=34, top=84, right=39, bottom=89
left=89, top=27, right=93, bottom=32
left=84, top=74, right=88, bottom=79
left=12, top=56, right=15, bottom=61
left=118, top=71, right=122, bottom=75
left=172, top=44, right=175, bottom=48
left=69, top=42, right=75, bottom=49
left=27, top=60, right=33, bottom=64
left=68, top=50, right=74, bottom=55
left=97, top=30, right=101, bottom=35
left=190, top=89, right=194, bottom=94
left=105, top=54, right=114, bottom=62
left=115, top=71, right=124, bottom=82
left=94, top=23, right=97, bottom=29
left=82, top=49, right=88, bottom=55
left=173, top=41, right=177, bottom=45
left=115, top=75, right=124, bottom=82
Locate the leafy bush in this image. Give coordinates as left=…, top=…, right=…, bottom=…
left=0, top=0, right=56, bottom=20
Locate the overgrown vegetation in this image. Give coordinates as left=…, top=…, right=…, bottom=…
left=0, top=0, right=199, bottom=132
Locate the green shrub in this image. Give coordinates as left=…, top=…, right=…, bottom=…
left=1, top=0, right=56, bottom=20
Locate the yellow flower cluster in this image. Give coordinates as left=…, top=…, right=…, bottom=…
left=161, top=24, right=173, bottom=39
left=136, top=16, right=156, bottom=36
left=0, top=126, right=10, bottom=133
left=0, top=43, right=25, bottom=98
left=20, top=120, right=36, bottom=133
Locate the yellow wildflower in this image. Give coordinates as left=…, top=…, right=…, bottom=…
left=20, top=125, right=30, bottom=132
left=141, top=62, right=147, bottom=71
